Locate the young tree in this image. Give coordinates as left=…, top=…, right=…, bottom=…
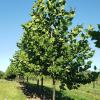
left=5, top=65, right=16, bottom=80
left=17, top=0, right=97, bottom=100
left=5, top=50, right=30, bottom=82
left=0, top=70, right=4, bottom=79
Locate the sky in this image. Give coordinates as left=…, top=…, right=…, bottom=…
left=0, top=0, right=100, bottom=72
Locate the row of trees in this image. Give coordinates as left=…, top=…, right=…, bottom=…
left=5, top=0, right=99, bottom=100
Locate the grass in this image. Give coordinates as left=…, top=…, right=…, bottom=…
left=0, top=79, right=26, bottom=100
left=62, top=82, right=100, bottom=100
left=61, top=83, right=100, bottom=100
left=0, top=78, right=100, bottom=100
left=28, top=77, right=100, bottom=100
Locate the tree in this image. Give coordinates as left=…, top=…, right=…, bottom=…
left=0, top=70, right=4, bottom=79
left=10, top=50, right=30, bottom=82
left=89, top=24, right=100, bottom=48
left=5, top=65, right=16, bottom=80
left=5, top=50, right=30, bottom=82
left=17, top=0, right=97, bottom=100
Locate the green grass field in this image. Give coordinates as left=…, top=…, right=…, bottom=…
left=29, top=78, right=100, bottom=100
left=61, top=83, right=100, bottom=100
left=43, top=78, right=100, bottom=100
left=0, top=79, right=26, bottom=100
left=0, top=79, right=100, bottom=100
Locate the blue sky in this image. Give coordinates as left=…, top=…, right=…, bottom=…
left=0, top=0, right=100, bottom=72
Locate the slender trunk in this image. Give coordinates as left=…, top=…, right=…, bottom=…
left=17, top=75, right=19, bottom=82
left=41, top=77, right=43, bottom=91
left=37, top=79, right=40, bottom=94
left=93, top=81, right=95, bottom=88
left=41, top=77, right=44, bottom=99
left=26, top=77, right=28, bottom=83
left=41, top=77, right=43, bottom=87
left=52, top=77, right=56, bottom=100
left=37, top=79, right=39, bottom=86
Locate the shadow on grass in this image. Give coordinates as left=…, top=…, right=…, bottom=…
left=20, top=82, right=74, bottom=100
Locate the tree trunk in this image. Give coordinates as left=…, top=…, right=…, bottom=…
left=41, top=77, right=43, bottom=87
left=26, top=77, right=28, bottom=83
left=41, top=77, right=44, bottom=99
left=37, top=79, right=40, bottom=94
left=52, top=77, right=56, bottom=100
left=37, top=79, right=39, bottom=86
left=93, top=81, right=95, bottom=88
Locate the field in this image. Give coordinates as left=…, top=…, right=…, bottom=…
left=0, top=79, right=100, bottom=100
left=0, top=79, right=26, bottom=100
left=43, top=78, right=100, bottom=100
left=61, top=83, right=100, bottom=100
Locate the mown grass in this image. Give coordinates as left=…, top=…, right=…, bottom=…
left=0, top=78, right=100, bottom=100
left=61, top=83, right=100, bottom=100
left=0, top=79, right=26, bottom=100
left=29, top=77, right=100, bottom=100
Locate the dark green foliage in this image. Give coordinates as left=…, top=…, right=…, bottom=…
left=5, top=66, right=16, bottom=80
left=0, top=70, right=4, bottom=79
left=89, top=24, right=100, bottom=48
left=10, top=50, right=29, bottom=76
left=18, top=0, right=75, bottom=78
left=5, top=50, right=30, bottom=80
left=17, top=0, right=97, bottom=90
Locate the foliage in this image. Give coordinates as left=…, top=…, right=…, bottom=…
left=18, top=0, right=96, bottom=90
left=10, top=50, right=29, bottom=76
left=5, top=50, right=29, bottom=80
left=5, top=65, right=16, bottom=80
left=0, top=70, right=4, bottom=79
left=88, top=24, right=100, bottom=48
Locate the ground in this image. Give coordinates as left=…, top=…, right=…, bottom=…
left=0, top=79, right=26, bottom=100
left=0, top=78, right=100, bottom=100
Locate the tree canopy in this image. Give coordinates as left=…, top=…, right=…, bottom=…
left=18, top=0, right=95, bottom=87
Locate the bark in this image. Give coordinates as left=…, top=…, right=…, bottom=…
left=52, top=77, right=56, bottom=100
left=41, top=77, right=44, bottom=99
left=93, top=81, right=95, bottom=88
left=37, top=79, right=40, bottom=94
left=41, top=77, right=43, bottom=87
left=26, top=77, right=29, bottom=83
left=37, top=79, right=39, bottom=86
